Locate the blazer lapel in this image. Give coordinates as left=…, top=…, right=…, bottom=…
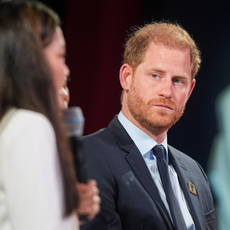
left=168, top=146, right=206, bottom=230
left=126, top=146, right=166, bottom=207
left=108, top=117, right=173, bottom=228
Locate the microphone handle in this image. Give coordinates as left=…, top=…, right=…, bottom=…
left=70, top=136, right=89, bottom=222
left=70, top=136, right=88, bottom=183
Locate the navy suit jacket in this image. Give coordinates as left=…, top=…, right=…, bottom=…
left=81, top=116, right=215, bottom=230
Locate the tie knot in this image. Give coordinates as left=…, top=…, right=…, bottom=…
left=153, top=144, right=165, bottom=159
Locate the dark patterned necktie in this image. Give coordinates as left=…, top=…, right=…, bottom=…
left=153, top=145, right=187, bottom=230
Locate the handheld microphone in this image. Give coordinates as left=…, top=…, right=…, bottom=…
left=63, top=106, right=88, bottom=183
left=64, top=107, right=90, bottom=222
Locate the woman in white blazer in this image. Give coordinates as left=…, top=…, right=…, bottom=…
left=0, top=1, right=99, bottom=230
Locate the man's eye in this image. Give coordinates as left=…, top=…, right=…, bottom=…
left=174, top=79, right=182, bottom=84
left=152, top=74, right=158, bottom=78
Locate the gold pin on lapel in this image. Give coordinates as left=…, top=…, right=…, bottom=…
left=188, top=182, right=197, bottom=195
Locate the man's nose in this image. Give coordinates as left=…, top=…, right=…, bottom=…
left=159, top=79, right=172, bottom=98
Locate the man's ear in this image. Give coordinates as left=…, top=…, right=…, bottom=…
left=119, top=64, right=132, bottom=90
left=186, top=79, right=196, bottom=101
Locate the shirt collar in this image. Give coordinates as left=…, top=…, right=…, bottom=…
left=118, top=111, right=168, bottom=160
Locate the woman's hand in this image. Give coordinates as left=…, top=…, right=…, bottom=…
left=77, top=180, right=101, bottom=223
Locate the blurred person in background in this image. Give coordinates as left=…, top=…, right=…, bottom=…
left=208, top=85, right=230, bottom=230
left=0, top=1, right=99, bottom=230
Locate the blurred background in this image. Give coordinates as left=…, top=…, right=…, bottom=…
left=39, top=0, right=230, bottom=173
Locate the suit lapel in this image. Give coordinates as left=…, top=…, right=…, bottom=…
left=108, top=117, right=173, bottom=229
left=168, top=146, right=206, bottom=230
left=126, top=146, right=169, bottom=213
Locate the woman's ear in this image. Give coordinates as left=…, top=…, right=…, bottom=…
left=119, top=64, right=132, bottom=90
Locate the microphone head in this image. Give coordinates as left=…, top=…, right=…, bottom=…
left=63, top=106, right=85, bottom=137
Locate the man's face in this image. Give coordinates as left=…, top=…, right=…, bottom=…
left=124, top=42, right=195, bottom=136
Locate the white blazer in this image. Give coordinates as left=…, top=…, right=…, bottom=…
left=0, top=108, right=79, bottom=230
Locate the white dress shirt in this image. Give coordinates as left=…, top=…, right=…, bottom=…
left=0, top=108, right=78, bottom=230
left=118, top=111, right=195, bottom=230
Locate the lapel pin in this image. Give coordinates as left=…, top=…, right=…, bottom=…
left=188, top=182, right=197, bottom=196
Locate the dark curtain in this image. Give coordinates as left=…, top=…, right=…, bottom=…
left=64, top=0, right=144, bottom=135
left=40, top=0, right=230, bottom=171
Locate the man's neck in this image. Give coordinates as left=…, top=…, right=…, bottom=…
left=121, top=107, right=167, bottom=144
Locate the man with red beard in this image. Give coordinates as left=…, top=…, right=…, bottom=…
left=80, top=22, right=215, bottom=230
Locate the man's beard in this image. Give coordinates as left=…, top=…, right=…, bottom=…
left=127, top=83, right=185, bottom=136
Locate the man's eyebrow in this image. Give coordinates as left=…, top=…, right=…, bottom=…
left=147, top=68, right=190, bottom=78
left=146, top=68, right=165, bottom=74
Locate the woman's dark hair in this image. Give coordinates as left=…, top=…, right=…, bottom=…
left=0, top=0, right=79, bottom=216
